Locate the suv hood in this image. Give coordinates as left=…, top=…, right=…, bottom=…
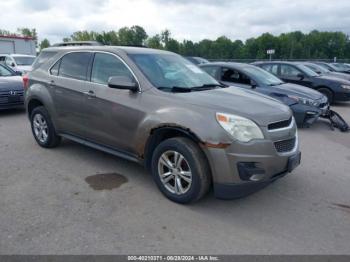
left=0, top=76, right=24, bottom=91
left=274, top=83, right=323, bottom=100
left=177, top=87, right=291, bottom=127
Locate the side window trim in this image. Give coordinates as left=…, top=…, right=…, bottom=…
left=89, top=51, right=141, bottom=92
left=47, top=51, right=141, bottom=92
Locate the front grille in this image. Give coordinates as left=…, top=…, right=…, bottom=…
left=268, top=117, right=292, bottom=130
left=0, top=91, right=24, bottom=105
left=274, top=137, right=296, bottom=153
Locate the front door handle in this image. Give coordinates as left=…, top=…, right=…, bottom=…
left=83, top=90, right=96, bottom=98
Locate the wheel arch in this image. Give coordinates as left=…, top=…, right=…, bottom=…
left=143, top=125, right=203, bottom=171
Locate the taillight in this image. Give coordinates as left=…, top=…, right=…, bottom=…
left=23, top=74, right=29, bottom=89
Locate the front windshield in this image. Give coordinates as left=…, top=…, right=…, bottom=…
left=297, top=64, right=319, bottom=77
left=244, top=66, right=283, bottom=86
left=13, top=56, right=35, bottom=66
left=305, top=64, right=329, bottom=74
left=129, top=53, right=220, bottom=90
left=0, top=64, right=15, bottom=76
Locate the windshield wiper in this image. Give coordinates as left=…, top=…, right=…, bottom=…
left=157, top=86, right=192, bottom=93
left=158, top=84, right=225, bottom=93
left=190, top=84, right=227, bottom=90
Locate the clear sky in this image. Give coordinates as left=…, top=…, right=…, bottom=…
left=1, top=0, right=349, bottom=43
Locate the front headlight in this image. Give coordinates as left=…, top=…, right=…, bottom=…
left=287, top=95, right=318, bottom=107
left=341, top=85, right=350, bottom=90
left=216, top=113, right=264, bottom=143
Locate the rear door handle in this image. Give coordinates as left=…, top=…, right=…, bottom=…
left=83, top=90, right=96, bottom=98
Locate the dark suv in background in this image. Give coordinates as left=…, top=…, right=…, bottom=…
left=24, top=46, right=300, bottom=203
left=254, top=61, right=350, bottom=104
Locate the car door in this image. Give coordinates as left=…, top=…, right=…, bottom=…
left=279, top=64, right=312, bottom=87
left=82, top=52, right=145, bottom=154
left=48, top=52, right=94, bottom=137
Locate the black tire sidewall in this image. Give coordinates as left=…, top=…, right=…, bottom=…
left=151, top=138, right=206, bottom=204
left=30, top=106, right=58, bottom=148
left=318, top=88, right=333, bottom=104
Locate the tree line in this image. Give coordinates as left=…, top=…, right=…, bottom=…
left=1, top=26, right=350, bottom=59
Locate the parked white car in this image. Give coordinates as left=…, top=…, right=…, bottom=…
left=0, top=54, right=36, bottom=74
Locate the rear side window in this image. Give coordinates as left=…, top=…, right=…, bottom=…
left=59, top=52, right=93, bottom=81
left=261, top=64, right=278, bottom=75
left=91, top=53, right=134, bottom=85
left=50, top=60, right=60, bottom=76
left=32, top=51, right=57, bottom=70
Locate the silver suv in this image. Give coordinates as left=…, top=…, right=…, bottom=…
left=25, top=46, right=301, bottom=203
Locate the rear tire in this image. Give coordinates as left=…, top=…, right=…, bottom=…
left=317, top=88, right=334, bottom=104
left=151, top=137, right=211, bottom=204
left=30, top=106, right=61, bottom=148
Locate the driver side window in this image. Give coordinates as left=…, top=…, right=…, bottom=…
left=91, top=53, right=135, bottom=85
left=221, top=67, right=251, bottom=85
left=280, top=65, right=301, bottom=77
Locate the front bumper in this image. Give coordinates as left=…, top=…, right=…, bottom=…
left=214, top=151, right=301, bottom=199
left=202, top=127, right=300, bottom=199
left=291, top=103, right=329, bottom=127
left=0, top=91, right=25, bottom=110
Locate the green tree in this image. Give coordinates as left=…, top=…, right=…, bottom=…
left=39, top=38, right=50, bottom=50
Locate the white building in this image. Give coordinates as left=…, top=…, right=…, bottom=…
left=0, top=35, right=36, bottom=55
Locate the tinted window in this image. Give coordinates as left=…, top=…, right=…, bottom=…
left=261, top=64, right=278, bottom=75
left=201, top=66, right=219, bottom=78
left=280, top=65, right=301, bottom=77
left=221, top=67, right=251, bottom=85
left=13, top=56, right=35, bottom=66
left=50, top=60, right=60, bottom=76
left=59, top=52, right=92, bottom=81
left=91, top=53, right=134, bottom=85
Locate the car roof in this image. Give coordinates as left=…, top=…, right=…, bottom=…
left=200, top=61, right=257, bottom=69
left=253, top=61, right=298, bottom=65
left=42, top=46, right=174, bottom=55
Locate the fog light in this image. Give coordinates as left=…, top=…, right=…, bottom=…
left=237, top=162, right=266, bottom=181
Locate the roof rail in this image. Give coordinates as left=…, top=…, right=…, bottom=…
left=52, top=41, right=103, bottom=47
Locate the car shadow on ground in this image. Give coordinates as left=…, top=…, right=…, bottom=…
left=0, top=108, right=25, bottom=117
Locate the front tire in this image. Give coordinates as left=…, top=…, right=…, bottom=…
left=151, top=137, right=211, bottom=204
left=30, top=106, right=61, bottom=148
left=318, top=88, right=334, bottom=104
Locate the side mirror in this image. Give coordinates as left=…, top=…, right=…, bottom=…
left=11, top=62, right=15, bottom=67
left=108, top=76, right=139, bottom=92
left=250, top=79, right=258, bottom=89
left=297, top=73, right=305, bottom=80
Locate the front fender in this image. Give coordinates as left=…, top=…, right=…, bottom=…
left=132, top=106, right=233, bottom=156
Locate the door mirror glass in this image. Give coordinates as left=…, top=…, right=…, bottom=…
left=108, top=76, right=139, bottom=92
